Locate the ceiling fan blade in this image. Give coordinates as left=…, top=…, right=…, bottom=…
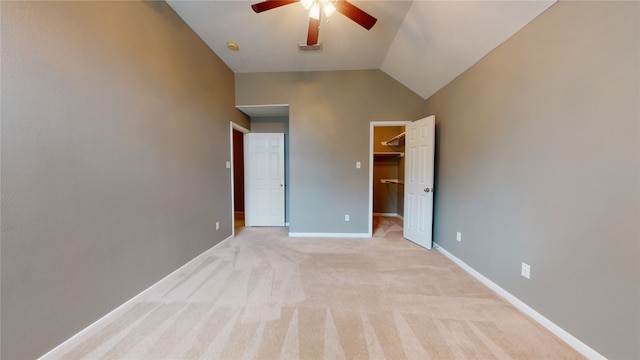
left=335, top=0, right=377, bottom=30
left=251, top=0, right=298, bottom=13
left=307, top=16, right=320, bottom=45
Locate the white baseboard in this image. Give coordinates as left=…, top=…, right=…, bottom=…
left=39, top=235, right=234, bottom=359
left=288, top=232, right=371, bottom=238
left=433, top=243, right=606, bottom=360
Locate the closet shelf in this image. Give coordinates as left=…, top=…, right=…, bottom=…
left=380, top=131, right=406, bottom=146
left=373, top=151, right=404, bottom=157
left=380, top=179, right=404, bottom=185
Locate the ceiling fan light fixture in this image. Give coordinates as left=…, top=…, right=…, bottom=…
left=250, top=0, right=377, bottom=45
left=322, top=1, right=336, bottom=18
left=300, top=0, right=313, bottom=10
left=302, top=0, right=337, bottom=20
left=309, top=3, right=321, bottom=20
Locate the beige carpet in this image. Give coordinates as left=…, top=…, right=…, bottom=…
left=47, top=217, right=582, bottom=359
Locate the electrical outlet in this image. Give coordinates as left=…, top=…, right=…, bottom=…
left=456, top=231, right=462, bottom=242
left=215, top=221, right=220, bottom=230
left=521, top=262, right=531, bottom=279
left=345, top=214, right=350, bottom=222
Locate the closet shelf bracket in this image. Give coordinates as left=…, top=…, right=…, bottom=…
left=380, top=131, right=406, bottom=146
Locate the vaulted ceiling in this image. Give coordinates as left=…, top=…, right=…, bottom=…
left=167, top=0, right=556, bottom=100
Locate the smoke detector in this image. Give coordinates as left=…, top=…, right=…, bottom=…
left=226, top=41, right=239, bottom=51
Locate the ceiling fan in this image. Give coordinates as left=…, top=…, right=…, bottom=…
left=251, top=0, right=377, bottom=46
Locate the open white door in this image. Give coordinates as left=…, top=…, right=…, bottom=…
left=244, top=133, right=285, bottom=226
left=403, top=115, right=435, bottom=249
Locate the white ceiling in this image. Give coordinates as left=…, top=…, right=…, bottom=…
left=167, top=0, right=556, bottom=100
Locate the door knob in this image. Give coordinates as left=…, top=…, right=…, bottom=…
left=280, top=184, right=284, bottom=187
left=424, top=188, right=433, bottom=192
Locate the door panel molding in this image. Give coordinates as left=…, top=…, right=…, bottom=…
left=245, top=133, right=285, bottom=226
left=403, top=115, right=435, bottom=249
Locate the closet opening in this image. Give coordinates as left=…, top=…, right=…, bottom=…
left=369, top=121, right=411, bottom=235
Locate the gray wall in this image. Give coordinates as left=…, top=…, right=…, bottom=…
left=0, top=2, right=247, bottom=359
left=236, top=71, right=424, bottom=234
left=426, top=1, right=639, bottom=358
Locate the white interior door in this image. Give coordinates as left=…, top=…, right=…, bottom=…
left=244, top=133, right=285, bottom=226
left=403, top=115, right=435, bottom=249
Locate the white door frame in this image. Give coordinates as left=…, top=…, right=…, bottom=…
left=230, top=121, right=250, bottom=237
left=369, top=120, right=412, bottom=236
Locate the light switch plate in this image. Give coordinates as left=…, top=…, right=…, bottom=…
left=356, top=162, right=361, bottom=169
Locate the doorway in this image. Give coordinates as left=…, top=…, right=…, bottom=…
left=230, top=109, right=291, bottom=235
left=369, top=121, right=410, bottom=235
left=369, top=117, right=436, bottom=248
left=230, top=122, right=249, bottom=236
